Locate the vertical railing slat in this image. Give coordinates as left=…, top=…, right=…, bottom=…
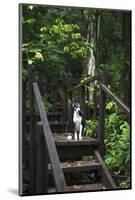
left=67, top=91, right=73, bottom=133
left=80, top=85, right=86, bottom=120
left=36, top=122, right=48, bottom=194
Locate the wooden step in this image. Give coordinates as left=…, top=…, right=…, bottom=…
left=68, top=183, right=105, bottom=192
left=47, top=112, right=62, bottom=116
left=25, top=112, right=62, bottom=120
left=47, top=112, right=62, bottom=122
left=62, top=160, right=101, bottom=172
left=49, top=122, right=67, bottom=126
left=53, top=134, right=99, bottom=159
left=25, top=121, right=66, bottom=126
left=49, top=122, right=67, bottom=133
left=54, top=134, right=99, bottom=146
left=48, top=183, right=105, bottom=193
left=54, top=105, right=63, bottom=112
left=25, top=121, right=67, bottom=133
left=48, top=160, right=102, bottom=173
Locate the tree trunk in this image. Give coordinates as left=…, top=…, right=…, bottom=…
left=95, top=10, right=101, bottom=73
left=87, top=13, right=96, bottom=76
left=119, top=12, right=131, bottom=106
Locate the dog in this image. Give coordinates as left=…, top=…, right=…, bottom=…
left=72, top=102, right=83, bottom=140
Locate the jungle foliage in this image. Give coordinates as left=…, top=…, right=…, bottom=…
left=85, top=101, right=130, bottom=188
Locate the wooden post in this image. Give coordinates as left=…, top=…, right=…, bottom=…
left=63, top=85, right=68, bottom=121
left=85, top=83, right=89, bottom=120
left=28, top=66, right=36, bottom=194
left=80, top=85, right=86, bottom=121
left=36, top=122, right=48, bottom=194
left=67, top=91, right=73, bottom=133
left=22, top=78, right=27, bottom=145
left=80, top=85, right=86, bottom=137
left=97, top=73, right=108, bottom=158
left=92, top=82, right=98, bottom=119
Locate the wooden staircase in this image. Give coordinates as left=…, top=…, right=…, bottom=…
left=45, top=108, right=116, bottom=193
left=20, top=72, right=130, bottom=195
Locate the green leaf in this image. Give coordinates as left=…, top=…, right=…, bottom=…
left=35, top=52, right=44, bottom=61
left=108, top=113, right=117, bottom=123
left=28, top=5, right=34, bottom=10
left=23, top=18, right=35, bottom=24
left=64, top=46, right=69, bottom=53
left=28, top=59, right=33, bottom=65
left=106, top=101, right=116, bottom=110
left=40, top=27, right=47, bottom=32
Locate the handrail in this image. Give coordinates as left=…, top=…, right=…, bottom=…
left=100, top=83, right=130, bottom=118
left=67, top=74, right=130, bottom=118
left=33, top=82, right=67, bottom=192
left=68, top=75, right=99, bottom=92
left=67, top=73, right=130, bottom=157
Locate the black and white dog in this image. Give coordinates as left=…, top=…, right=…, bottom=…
left=72, top=102, right=83, bottom=140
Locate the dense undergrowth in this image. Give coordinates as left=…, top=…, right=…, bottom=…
left=85, top=100, right=130, bottom=188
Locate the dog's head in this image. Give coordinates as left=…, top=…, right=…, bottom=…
left=72, top=102, right=82, bottom=115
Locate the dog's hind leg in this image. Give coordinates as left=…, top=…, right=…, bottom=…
left=79, top=124, right=82, bottom=140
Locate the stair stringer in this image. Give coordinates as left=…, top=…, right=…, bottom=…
left=94, top=150, right=117, bottom=189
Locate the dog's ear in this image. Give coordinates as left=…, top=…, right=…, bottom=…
left=72, top=103, right=75, bottom=108
left=75, top=102, right=81, bottom=109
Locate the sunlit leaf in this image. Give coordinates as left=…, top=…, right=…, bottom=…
left=28, top=59, right=33, bottom=65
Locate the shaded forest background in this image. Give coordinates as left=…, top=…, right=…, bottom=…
left=22, top=4, right=131, bottom=188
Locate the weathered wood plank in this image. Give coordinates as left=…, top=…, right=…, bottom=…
left=54, top=138, right=99, bottom=146
left=56, top=145, right=98, bottom=160
left=68, top=76, right=99, bottom=92
left=68, top=183, right=104, bottom=192
left=36, top=123, right=48, bottom=194
left=19, top=4, right=23, bottom=196
left=48, top=160, right=102, bottom=173
left=100, top=83, right=130, bottom=117
left=52, top=134, right=99, bottom=159
left=94, top=150, right=117, bottom=189
left=63, top=85, right=68, bottom=121
left=67, top=91, right=73, bottom=132
left=47, top=112, right=62, bottom=116
left=48, top=183, right=104, bottom=193
left=33, top=82, right=67, bottom=192
left=80, top=85, right=86, bottom=121
left=97, top=74, right=107, bottom=157
left=49, top=122, right=67, bottom=126
left=28, top=67, right=36, bottom=194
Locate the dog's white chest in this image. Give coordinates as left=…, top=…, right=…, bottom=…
left=73, top=111, right=82, bottom=123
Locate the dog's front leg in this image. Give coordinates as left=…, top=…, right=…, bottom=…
left=79, top=124, right=82, bottom=140
left=74, top=131, right=77, bottom=140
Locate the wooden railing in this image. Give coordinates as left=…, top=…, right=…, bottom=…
left=68, top=76, right=99, bottom=93
left=100, top=83, right=130, bottom=117
left=32, top=82, right=67, bottom=193
left=67, top=73, right=130, bottom=157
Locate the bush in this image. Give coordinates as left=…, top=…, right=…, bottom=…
left=85, top=119, right=98, bottom=138
left=84, top=100, right=130, bottom=188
